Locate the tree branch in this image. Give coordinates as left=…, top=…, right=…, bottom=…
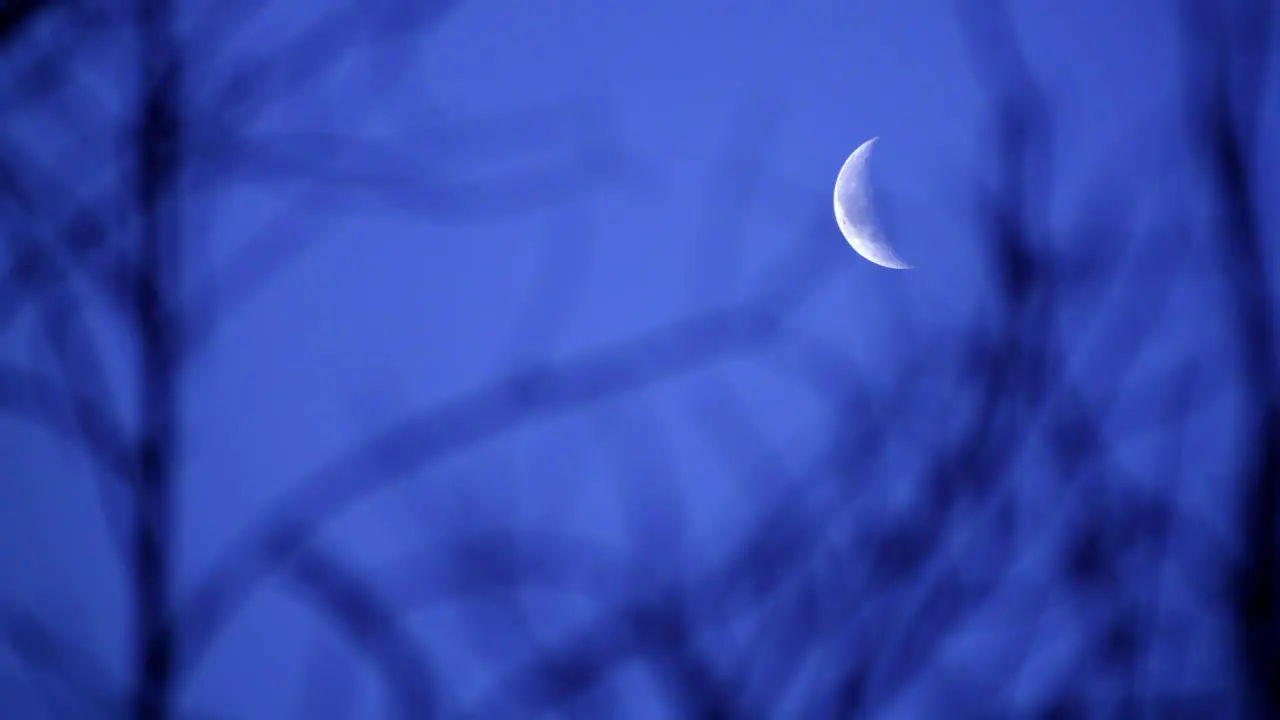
left=284, top=547, right=441, bottom=719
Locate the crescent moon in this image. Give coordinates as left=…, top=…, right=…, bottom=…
left=834, top=137, right=911, bottom=270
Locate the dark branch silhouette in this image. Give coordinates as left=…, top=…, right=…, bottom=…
left=1, top=0, right=1275, bottom=717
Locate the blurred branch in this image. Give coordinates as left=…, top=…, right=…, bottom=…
left=179, top=100, right=633, bottom=364
left=5, top=0, right=1260, bottom=714
left=376, top=529, right=636, bottom=610
left=783, top=4, right=1238, bottom=714
left=176, top=215, right=848, bottom=681
left=190, top=0, right=458, bottom=127
left=0, top=4, right=112, bottom=117
left=954, top=0, right=1053, bottom=274
left=188, top=128, right=624, bottom=218
left=1, top=607, right=122, bottom=717
left=284, top=547, right=440, bottom=719
left=1177, top=1, right=1280, bottom=716
left=0, top=138, right=136, bottom=321
left=0, top=246, right=135, bottom=563
left=460, top=347, right=929, bottom=714
left=0, top=363, right=131, bottom=479
left=461, top=594, right=738, bottom=718
left=176, top=305, right=784, bottom=677
left=0, top=0, right=56, bottom=47
left=128, top=0, right=185, bottom=717
left=0, top=179, right=135, bottom=560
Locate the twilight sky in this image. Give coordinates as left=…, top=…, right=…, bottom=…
left=2, top=0, right=1277, bottom=716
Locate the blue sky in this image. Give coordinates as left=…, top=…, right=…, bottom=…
left=2, top=0, right=1277, bottom=716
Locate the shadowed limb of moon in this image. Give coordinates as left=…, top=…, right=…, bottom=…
left=834, top=137, right=911, bottom=270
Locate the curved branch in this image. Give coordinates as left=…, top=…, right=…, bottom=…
left=1, top=607, right=122, bottom=717
left=0, top=363, right=132, bottom=481
left=171, top=171, right=850, bottom=679
left=284, top=547, right=440, bottom=719
left=174, top=305, right=784, bottom=678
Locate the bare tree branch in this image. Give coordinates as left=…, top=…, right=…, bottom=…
left=284, top=547, right=441, bottom=719
left=0, top=363, right=131, bottom=478
left=1, top=606, right=122, bottom=717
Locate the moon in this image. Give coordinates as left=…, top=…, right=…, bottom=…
left=834, top=137, right=911, bottom=270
